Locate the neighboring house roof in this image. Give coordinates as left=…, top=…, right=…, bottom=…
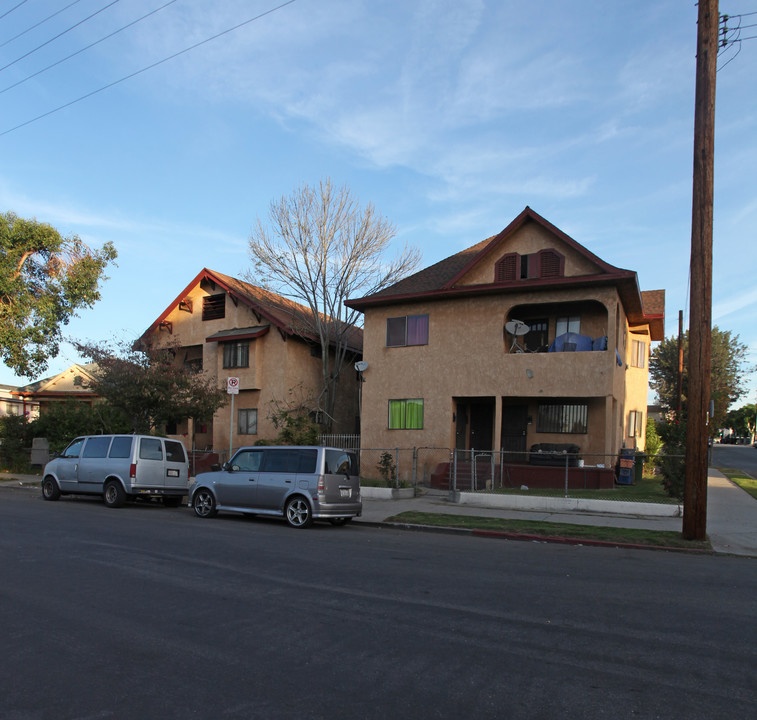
left=138, top=268, right=363, bottom=353
left=12, top=363, right=99, bottom=399
left=346, top=206, right=665, bottom=340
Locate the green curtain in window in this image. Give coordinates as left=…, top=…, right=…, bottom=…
left=389, top=400, right=404, bottom=429
left=405, top=399, right=423, bottom=429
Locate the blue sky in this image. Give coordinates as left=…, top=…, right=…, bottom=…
left=1, top=0, right=756, bottom=404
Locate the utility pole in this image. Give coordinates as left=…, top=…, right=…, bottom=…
left=684, top=0, right=718, bottom=540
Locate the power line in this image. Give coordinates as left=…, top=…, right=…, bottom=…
left=0, top=0, right=299, bottom=138
left=0, top=0, right=179, bottom=95
left=0, top=0, right=123, bottom=74
left=0, top=0, right=30, bottom=22
left=1, top=0, right=85, bottom=50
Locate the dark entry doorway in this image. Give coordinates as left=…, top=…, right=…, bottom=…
left=501, top=404, right=528, bottom=462
left=455, top=398, right=494, bottom=453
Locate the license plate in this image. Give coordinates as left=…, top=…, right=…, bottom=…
left=167, top=469, right=179, bottom=477
left=340, top=488, right=350, bottom=498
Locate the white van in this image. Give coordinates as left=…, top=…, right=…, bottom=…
left=41, top=434, right=189, bottom=508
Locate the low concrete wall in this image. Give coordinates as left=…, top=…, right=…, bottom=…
left=454, top=491, right=682, bottom=517
left=361, top=486, right=414, bottom=499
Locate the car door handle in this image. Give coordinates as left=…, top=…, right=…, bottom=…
left=285, top=479, right=292, bottom=483
left=248, top=477, right=255, bottom=482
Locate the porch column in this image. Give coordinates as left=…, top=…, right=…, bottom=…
left=494, top=395, right=503, bottom=452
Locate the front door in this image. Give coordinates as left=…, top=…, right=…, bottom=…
left=501, top=404, right=528, bottom=463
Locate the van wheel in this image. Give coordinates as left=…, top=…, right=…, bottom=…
left=41, top=477, right=61, bottom=501
left=103, top=480, right=126, bottom=508
left=328, top=517, right=351, bottom=526
left=285, top=497, right=313, bottom=529
left=193, top=489, right=217, bottom=518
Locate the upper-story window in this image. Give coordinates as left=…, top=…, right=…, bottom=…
left=495, top=249, right=564, bottom=283
left=556, top=316, right=580, bottom=336
left=202, top=294, right=225, bottom=321
left=386, top=314, right=429, bottom=347
left=630, top=339, right=646, bottom=368
left=223, top=341, right=249, bottom=368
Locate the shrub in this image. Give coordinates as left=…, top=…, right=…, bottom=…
left=657, top=420, right=686, bottom=500
left=0, top=415, right=33, bottom=472
left=376, top=451, right=397, bottom=487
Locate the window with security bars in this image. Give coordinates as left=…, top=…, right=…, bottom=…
left=223, top=341, right=249, bottom=368
left=631, top=339, right=646, bottom=368
left=537, top=403, right=588, bottom=434
left=202, top=294, right=225, bottom=321
left=628, top=410, right=644, bottom=437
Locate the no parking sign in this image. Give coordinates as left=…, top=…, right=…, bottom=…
left=227, top=377, right=239, bottom=394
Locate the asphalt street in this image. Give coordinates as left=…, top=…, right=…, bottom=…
left=2, top=487, right=756, bottom=720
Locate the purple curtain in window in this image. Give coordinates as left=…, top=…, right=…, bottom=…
left=407, top=314, right=429, bottom=346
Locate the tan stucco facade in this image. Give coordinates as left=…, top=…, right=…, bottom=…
left=140, top=270, right=359, bottom=457
left=350, top=209, right=663, bottom=475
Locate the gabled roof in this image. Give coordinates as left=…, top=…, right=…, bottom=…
left=347, top=206, right=665, bottom=340
left=139, top=269, right=362, bottom=353
left=13, top=363, right=99, bottom=398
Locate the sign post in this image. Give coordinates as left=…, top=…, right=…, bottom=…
left=227, top=377, right=239, bottom=460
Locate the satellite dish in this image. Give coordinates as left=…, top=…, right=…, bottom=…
left=354, top=361, right=369, bottom=372
left=505, top=319, right=529, bottom=336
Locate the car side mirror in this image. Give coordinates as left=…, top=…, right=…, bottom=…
left=210, top=463, right=221, bottom=472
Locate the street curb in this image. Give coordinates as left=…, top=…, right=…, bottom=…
left=357, top=519, right=713, bottom=554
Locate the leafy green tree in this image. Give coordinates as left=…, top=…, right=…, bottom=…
left=649, top=326, right=752, bottom=430
left=74, top=340, right=227, bottom=434
left=30, top=400, right=132, bottom=453
left=723, top=403, right=757, bottom=441
left=0, top=212, right=116, bottom=377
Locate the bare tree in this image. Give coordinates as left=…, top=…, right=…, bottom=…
left=248, top=179, right=421, bottom=432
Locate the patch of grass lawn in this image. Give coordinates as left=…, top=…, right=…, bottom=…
left=487, top=475, right=678, bottom=504
left=384, top=511, right=710, bottom=551
left=719, top=468, right=757, bottom=501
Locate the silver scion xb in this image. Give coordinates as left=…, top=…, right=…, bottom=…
left=189, top=446, right=361, bottom=529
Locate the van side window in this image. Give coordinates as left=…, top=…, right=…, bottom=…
left=82, top=436, right=111, bottom=459
left=139, top=438, right=163, bottom=461
left=165, top=440, right=187, bottom=463
left=232, top=450, right=264, bottom=472
left=261, top=449, right=298, bottom=473
left=294, top=449, right=318, bottom=473
left=109, top=437, right=133, bottom=459
left=62, top=438, right=86, bottom=458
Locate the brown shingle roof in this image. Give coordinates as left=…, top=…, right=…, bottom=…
left=140, top=269, right=363, bottom=353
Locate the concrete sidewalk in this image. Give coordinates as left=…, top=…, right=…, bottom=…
left=356, top=468, right=757, bottom=556
left=2, top=468, right=755, bottom=556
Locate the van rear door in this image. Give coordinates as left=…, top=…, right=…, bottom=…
left=136, top=437, right=165, bottom=487
left=163, top=439, right=188, bottom=490
left=321, top=449, right=360, bottom=503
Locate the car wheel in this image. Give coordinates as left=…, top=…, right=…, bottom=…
left=41, top=477, right=61, bottom=501
left=285, top=496, right=313, bottom=529
left=328, top=517, right=352, bottom=526
left=103, top=480, right=126, bottom=508
left=162, top=496, right=182, bottom=508
left=193, top=489, right=217, bottom=518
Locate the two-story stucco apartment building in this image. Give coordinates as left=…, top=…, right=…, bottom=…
left=346, top=207, right=664, bottom=482
left=138, top=269, right=361, bottom=456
